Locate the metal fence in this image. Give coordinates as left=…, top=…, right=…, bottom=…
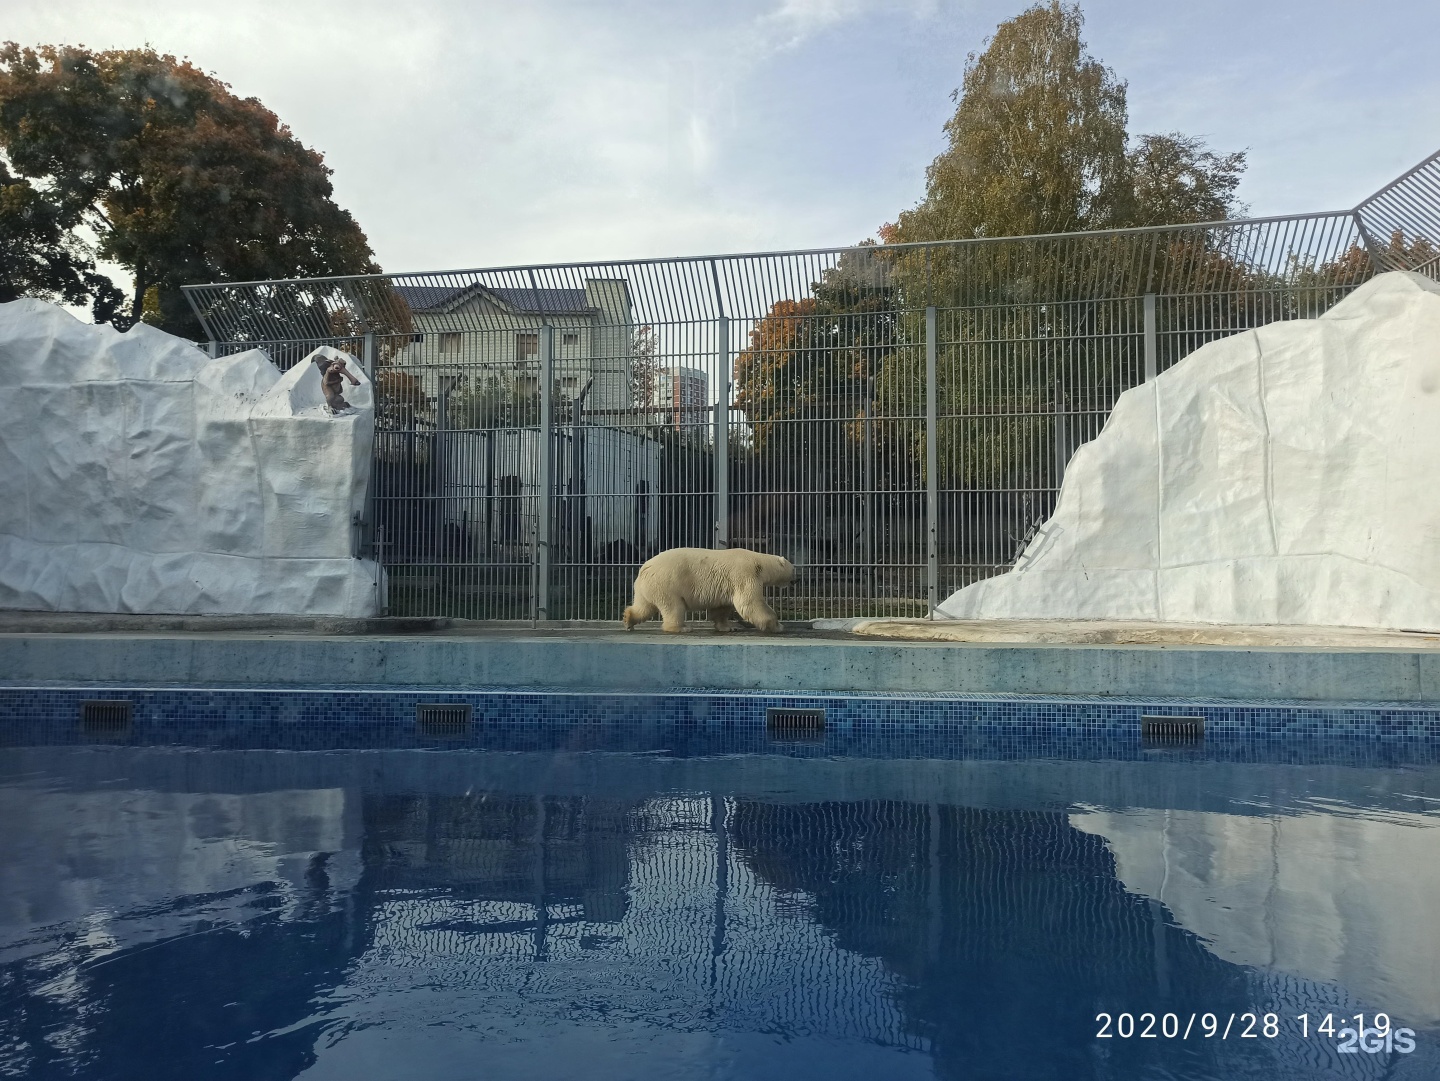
left=183, top=150, right=1440, bottom=622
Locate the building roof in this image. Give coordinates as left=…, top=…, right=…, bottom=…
left=392, top=282, right=591, bottom=315
left=390, top=283, right=467, bottom=311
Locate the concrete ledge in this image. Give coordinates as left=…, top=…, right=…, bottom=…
left=3, top=631, right=1439, bottom=703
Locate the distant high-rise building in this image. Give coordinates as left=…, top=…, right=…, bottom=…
left=653, top=367, right=709, bottom=431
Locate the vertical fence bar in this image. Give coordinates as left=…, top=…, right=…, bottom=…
left=362, top=331, right=376, bottom=379
left=715, top=315, right=730, bottom=549
left=1143, top=293, right=1157, bottom=382
left=537, top=325, right=554, bottom=620
left=925, top=306, right=939, bottom=615
left=861, top=377, right=874, bottom=600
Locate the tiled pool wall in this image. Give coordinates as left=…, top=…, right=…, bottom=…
left=3, top=685, right=1439, bottom=764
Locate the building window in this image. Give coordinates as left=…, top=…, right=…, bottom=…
left=439, top=332, right=461, bottom=354
left=562, top=332, right=579, bottom=347
left=516, top=332, right=539, bottom=361
left=561, top=376, right=578, bottom=389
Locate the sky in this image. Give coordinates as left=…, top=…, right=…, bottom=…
left=5, top=0, right=1439, bottom=280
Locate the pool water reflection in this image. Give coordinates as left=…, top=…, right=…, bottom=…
left=1, top=743, right=1437, bottom=1080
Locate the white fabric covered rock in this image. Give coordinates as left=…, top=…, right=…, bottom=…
left=0, top=299, right=384, bottom=616
left=938, top=271, right=1440, bottom=631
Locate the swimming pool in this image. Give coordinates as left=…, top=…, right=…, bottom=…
left=2, top=689, right=1437, bottom=1080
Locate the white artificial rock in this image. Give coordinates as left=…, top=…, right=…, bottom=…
left=938, top=271, right=1440, bottom=631
left=0, top=299, right=384, bottom=616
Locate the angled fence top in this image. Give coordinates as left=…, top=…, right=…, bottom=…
left=183, top=150, right=1440, bottom=346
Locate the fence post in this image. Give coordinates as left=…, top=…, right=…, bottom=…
left=1053, top=383, right=1068, bottom=486
left=436, top=386, right=450, bottom=543
left=715, top=316, right=730, bottom=549
left=925, top=306, right=939, bottom=616
left=537, top=325, right=554, bottom=620
left=362, top=331, right=376, bottom=379
left=1143, top=293, right=1157, bottom=382
left=861, top=378, right=875, bottom=600
left=355, top=331, right=379, bottom=574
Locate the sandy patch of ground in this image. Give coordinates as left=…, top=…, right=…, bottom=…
left=816, top=618, right=1440, bottom=650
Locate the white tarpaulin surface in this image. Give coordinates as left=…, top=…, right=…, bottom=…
left=0, top=299, right=383, bottom=616
left=939, top=271, right=1440, bottom=631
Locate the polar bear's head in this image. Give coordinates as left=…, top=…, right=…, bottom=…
left=754, top=553, right=796, bottom=586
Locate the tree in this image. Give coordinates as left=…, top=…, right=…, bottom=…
left=1129, top=132, right=1246, bottom=227
left=882, top=3, right=1246, bottom=246
left=733, top=297, right=820, bottom=453
left=0, top=159, right=123, bottom=315
left=735, top=245, right=898, bottom=450
left=730, top=247, right=913, bottom=560
left=0, top=43, right=377, bottom=337
left=885, top=1, right=1131, bottom=245
left=869, top=2, right=1251, bottom=501
left=630, top=324, right=659, bottom=422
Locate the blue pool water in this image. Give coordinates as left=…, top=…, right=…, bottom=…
left=2, top=688, right=1439, bottom=1080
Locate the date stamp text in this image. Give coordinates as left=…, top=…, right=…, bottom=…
left=1095, top=1012, right=1417, bottom=1054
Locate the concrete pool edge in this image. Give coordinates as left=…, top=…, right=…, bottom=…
left=4, top=631, right=1440, bottom=704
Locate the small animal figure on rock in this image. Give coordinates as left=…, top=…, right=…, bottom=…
left=314, top=356, right=361, bottom=413
left=622, top=546, right=795, bottom=633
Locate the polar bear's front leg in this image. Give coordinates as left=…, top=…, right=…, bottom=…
left=709, top=605, right=735, bottom=632
left=732, top=587, right=781, bottom=633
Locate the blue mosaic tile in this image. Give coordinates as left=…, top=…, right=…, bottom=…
left=2, top=682, right=1438, bottom=765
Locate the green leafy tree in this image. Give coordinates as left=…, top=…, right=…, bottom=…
left=734, top=248, right=899, bottom=458
left=0, top=43, right=377, bottom=336
left=447, top=376, right=545, bottom=430
left=871, top=2, right=1249, bottom=498
left=0, top=158, right=124, bottom=315
left=731, top=246, right=914, bottom=558
left=883, top=3, right=1246, bottom=247
left=883, top=0, right=1131, bottom=245
left=1129, top=132, right=1246, bottom=227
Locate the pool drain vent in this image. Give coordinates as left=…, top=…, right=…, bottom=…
left=79, top=700, right=134, bottom=737
left=1141, top=715, right=1205, bottom=746
left=416, top=702, right=473, bottom=737
left=766, top=707, right=826, bottom=742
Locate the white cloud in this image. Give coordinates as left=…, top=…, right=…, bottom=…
left=4, top=0, right=1438, bottom=300
left=757, top=0, right=871, bottom=49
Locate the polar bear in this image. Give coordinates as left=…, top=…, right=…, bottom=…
left=622, top=547, right=795, bottom=633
